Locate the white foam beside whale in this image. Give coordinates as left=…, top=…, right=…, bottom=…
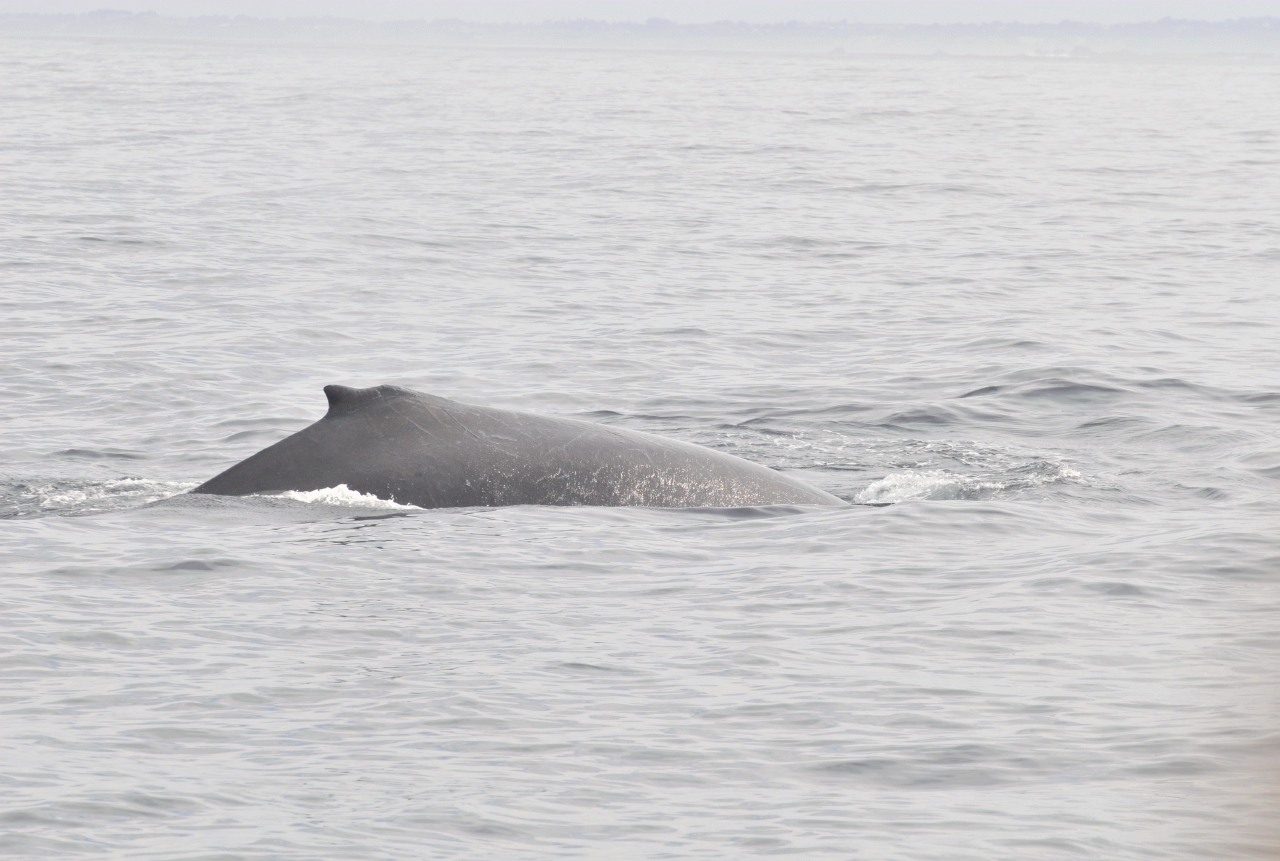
left=276, top=484, right=421, bottom=509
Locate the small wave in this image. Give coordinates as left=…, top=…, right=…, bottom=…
left=52, top=448, right=147, bottom=460
left=274, top=484, right=420, bottom=510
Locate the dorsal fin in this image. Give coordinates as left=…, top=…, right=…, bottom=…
left=323, top=384, right=406, bottom=418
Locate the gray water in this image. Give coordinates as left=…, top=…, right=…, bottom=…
left=2, top=35, right=1279, bottom=860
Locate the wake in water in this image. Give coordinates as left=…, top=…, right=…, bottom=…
left=0, top=478, right=195, bottom=519
left=2, top=452, right=1084, bottom=518
left=696, top=426, right=1086, bottom=505
left=2, top=427, right=1088, bottom=518
left=1, top=480, right=426, bottom=518
left=855, top=460, right=1082, bottom=504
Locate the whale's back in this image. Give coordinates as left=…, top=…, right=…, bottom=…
left=192, top=385, right=844, bottom=509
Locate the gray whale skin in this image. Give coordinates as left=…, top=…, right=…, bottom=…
left=192, top=385, right=843, bottom=509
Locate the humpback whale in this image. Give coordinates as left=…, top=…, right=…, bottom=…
left=192, top=385, right=843, bottom=509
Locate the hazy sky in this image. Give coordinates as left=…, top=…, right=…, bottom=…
left=3, top=1, right=1279, bottom=23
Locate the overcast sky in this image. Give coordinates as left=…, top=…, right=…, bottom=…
left=2, top=1, right=1279, bottom=23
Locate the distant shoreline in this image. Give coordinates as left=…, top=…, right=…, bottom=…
left=2, top=11, right=1279, bottom=54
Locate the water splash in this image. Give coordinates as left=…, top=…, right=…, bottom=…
left=275, top=484, right=420, bottom=510
left=856, top=462, right=1082, bottom=504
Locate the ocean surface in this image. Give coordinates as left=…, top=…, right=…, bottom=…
left=2, top=34, right=1278, bottom=860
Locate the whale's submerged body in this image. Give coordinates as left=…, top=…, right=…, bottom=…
left=192, top=385, right=844, bottom=509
